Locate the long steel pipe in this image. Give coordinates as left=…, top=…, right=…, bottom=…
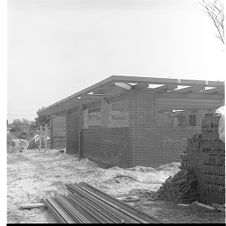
left=42, top=182, right=162, bottom=224
left=79, top=182, right=162, bottom=223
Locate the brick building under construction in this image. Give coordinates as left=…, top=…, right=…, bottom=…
left=37, top=76, right=224, bottom=168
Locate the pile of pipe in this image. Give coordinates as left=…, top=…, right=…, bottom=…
left=157, top=170, right=198, bottom=203
left=42, top=182, right=162, bottom=224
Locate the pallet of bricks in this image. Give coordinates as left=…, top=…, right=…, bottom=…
left=181, top=114, right=225, bottom=205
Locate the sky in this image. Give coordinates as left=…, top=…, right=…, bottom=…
left=7, top=0, right=225, bottom=122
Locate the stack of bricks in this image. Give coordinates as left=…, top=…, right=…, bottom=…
left=181, top=114, right=225, bottom=205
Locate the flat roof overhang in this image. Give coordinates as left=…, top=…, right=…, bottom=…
left=37, top=75, right=225, bottom=116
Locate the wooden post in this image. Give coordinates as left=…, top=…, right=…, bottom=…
left=44, top=124, right=48, bottom=151
left=39, top=125, right=42, bottom=151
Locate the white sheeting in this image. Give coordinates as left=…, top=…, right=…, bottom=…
left=215, top=106, right=225, bottom=143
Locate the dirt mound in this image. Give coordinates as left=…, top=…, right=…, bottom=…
left=75, top=158, right=99, bottom=169
left=117, top=162, right=181, bottom=184
left=126, top=166, right=156, bottom=173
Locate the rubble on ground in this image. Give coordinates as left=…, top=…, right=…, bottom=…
left=7, top=138, right=29, bottom=153
left=157, top=169, right=198, bottom=203
left=127, top=188, right=159, bottom=201
left=7, top=150, right=225, bottom=223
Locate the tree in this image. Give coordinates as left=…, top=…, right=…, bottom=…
left=10, top=118, right=38, bottom=140
left=35, top=115, right=51, bottom=126
left=201, top=0, right=224, bottom=44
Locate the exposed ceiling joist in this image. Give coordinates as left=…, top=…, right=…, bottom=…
left=198, top=86, right=224, bottom=94
left=157, top=103, right=222, bottom=111
left=115, top=82, right=132, bottom=90
left=173, top=84, right=206, bottom=93
left=133, top=82, right=149, bottom=89
left=82, top=94, right=111, bottom=99
left=38, top=75, right=224, bottom=116
left=158, top=92, right=224, bottom=100
left=158, top=97, right=222, bottom=104
left=163, top=84, right=180, bottom=92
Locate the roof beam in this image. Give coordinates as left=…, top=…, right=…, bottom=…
left=93, top=83, right=126, bottom=95
left=115, top=82, right=132, bottom=90
left=158, top=91, right=224, bottom=100
left=158, top=106, right=219, bottom=112
left=171, top=84, right=206, bottom=93
left=157, top=96, right=222, bottom=111
left=157, top=97, right=222, bottom=104
left=162, top=84, right=179, bottom=92
left=157, top=102, right=222, bottom=111
left=111, top=75, right=224, bottom=87
left=198, top=86, right=225, bottom=94
left=132, top=82, right=149, bottom=90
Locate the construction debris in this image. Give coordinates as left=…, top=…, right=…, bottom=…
left=157, top=170, right=198, bottom=203
left=177, top=204, right=190, bottom=207
left=128, top=189, right=159, bottom=201
left=27, top=139, right=39, bottom=149
left=192, top=201, right=215, bottom=210
left=27, top=135, right=50, bottom=149
left=8, top=149, right=225, bottom=223
left=212, top=203, right=226, bottom=212
left=117, top=196, right=141, bottom=202
left=192, top=201, right=225, bottom=212
left=42, top=182, right=162, bottom=223
left=19, top=203, right=46, bottom=210
left=7, top=136, right=29, bottom=152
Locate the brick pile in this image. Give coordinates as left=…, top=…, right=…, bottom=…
left=157, top=169, right=198, bottom=203
left=181, top=114, right=225, bottom=205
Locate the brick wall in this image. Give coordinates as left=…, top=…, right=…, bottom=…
left=66, top=107, right=84, bottom=155
left=81, top=127, right=130, bottom=167
left=51, top=116, right=66, bottom=149
left=66, top=89, right=220, bottom=169
left=157, top=127, right=201, bottom=163
left=128, top=89, right=202, bottom=168
left=128, top=89, right=161, bottom=167
left=111, top=98, right=129, bottom=127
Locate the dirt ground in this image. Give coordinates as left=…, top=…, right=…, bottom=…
left=7, top=149, right=225, bottom=223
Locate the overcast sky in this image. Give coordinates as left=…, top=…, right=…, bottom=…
left=7, top=0, right=225, bottom=122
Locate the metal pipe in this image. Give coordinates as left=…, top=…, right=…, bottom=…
left=68, top=193, right=113, bottom=223
left=79, top=182, right=162, bottom=223
left=42, top=197, right=74, bottom=223
left=43, top=182, right=162, bottom=224
left=67, top=184, right=138, bottom=223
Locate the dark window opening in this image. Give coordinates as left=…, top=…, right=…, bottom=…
left=177, top=113, right=186, bottom=127
left=205, top=113, right=213, bottom=117
left=189, top=114, right=196, bottom=126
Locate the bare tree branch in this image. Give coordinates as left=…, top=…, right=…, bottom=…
left=201, top=0, right=224, bottom=44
